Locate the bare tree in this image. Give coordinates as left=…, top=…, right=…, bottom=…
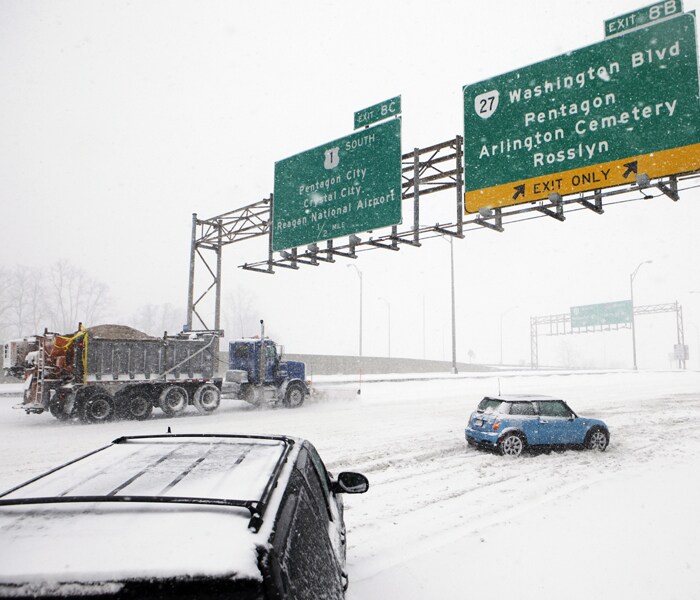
left=0, top=261, right=110, bottom=340
left=130, top=287, right=260, bottom=341
left=558, top=338, right=580, bottom=368
left=42, top=261, right=110, bottom=332
left=221, top=288, right=260, bottom=340
left=7, top=267, right=45, bottom=337
left=0, top=267, right=12, bottom=341
left=130, top=302, right=184, bottom=337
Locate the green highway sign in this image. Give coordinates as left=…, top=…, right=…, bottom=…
left=605, top=0, right=684, bottom=37
left=463, top=13, right=700, bottom=213
left=272, top=118, right=401, bottom=252
left=570, top=300, right=633, bottom=328
left=354, top=96, right=401, bottom=129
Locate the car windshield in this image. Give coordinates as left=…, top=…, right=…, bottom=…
left=477, top=398, right=505, bottom=414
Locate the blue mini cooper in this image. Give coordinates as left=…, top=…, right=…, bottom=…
left=465, top=394, right=609, bottom=457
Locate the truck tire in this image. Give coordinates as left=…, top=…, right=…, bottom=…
left=80, top=392, right=115, bottom=424
left=242, top=385, right=261, bottom=406
left=158, top=385, right=188, bottom=416
left=125, top=391, right=154, bottom=420
left=283, top=383, right=305, bottom=409
left=49, top=397, right=71, bottom=421
left=193, top=384, right=221, bottom=415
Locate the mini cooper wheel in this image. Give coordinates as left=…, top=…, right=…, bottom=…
left=586, top=428, right=609, bottom=452
left=498, top=433, right=525, bottom=457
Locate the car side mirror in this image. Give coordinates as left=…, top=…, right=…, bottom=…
left=332, top=472, right=369, bottom=494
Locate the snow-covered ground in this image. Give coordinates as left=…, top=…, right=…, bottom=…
left=1, top=370, right=699, bottom=599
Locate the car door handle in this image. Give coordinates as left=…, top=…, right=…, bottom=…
left=540, top=419, right=551, bottom=423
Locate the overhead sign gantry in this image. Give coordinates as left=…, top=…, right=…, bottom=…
left=187, top=6, right=700, bottom=336
left=531, top=301, right=687, bottom=369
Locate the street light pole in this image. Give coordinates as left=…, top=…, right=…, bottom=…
left=347, top=264, right=363, bottom=394
left=630, top=260, right=653, bottom=370
left=436, top=234, right=458, bottom=374
left=691, top=291, right=700, bottom=369
left=422, top=295, right=426, bottom=360
left=449, top=236, right=457, bottom=374
left=378, top=297, right=391, bottom=358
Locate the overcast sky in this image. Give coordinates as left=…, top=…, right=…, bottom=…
left=2, top=0, right=699, bottom=368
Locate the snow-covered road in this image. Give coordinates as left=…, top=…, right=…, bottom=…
left=1, top=370, right=699, bottom=599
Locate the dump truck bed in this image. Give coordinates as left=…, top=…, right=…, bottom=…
left=82, top=335, right=218, bottom=382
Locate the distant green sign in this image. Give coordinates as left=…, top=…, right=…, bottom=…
left=463, top=14, right=700, bottom=213
left=605, top=0, right=684, bottom=37
left=354, top=96, right=401, bottom=129
left=571, top=300, right=633, bottom=328
left=272, top=118, right=402, bottom=252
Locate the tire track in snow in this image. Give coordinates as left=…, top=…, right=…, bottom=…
left=346, top=390, right=700, bottom=577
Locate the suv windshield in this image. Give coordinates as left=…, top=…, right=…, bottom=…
left=477, top=398, right=505, bottom=414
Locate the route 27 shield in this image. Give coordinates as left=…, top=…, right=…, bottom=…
left=474, top=90, right=499, bottom=120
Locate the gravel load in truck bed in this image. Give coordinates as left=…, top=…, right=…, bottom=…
left=86, top=324, right=154, bottom=340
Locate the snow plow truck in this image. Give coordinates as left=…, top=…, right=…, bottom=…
left=19, top=324, right=222, bottom=423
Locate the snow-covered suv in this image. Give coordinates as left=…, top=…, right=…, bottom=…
left=465, top=394, right=610, bottom=456
left=0, top=433, right=369, bottom=599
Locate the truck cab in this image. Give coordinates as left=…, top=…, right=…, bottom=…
left=226, top=339, right=309, bottom=408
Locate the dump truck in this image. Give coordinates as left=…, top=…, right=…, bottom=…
left=224, top=320, right=310, bottom=408
left=20, top=324, right=222, bottom=423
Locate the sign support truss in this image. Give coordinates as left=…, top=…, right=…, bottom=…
left=186, top=197, right=271, bottom=331
left=187, top=137, right=465, bottom=330
left=530, top=301, right=686, bottom=369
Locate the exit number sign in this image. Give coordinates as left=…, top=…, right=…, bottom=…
left=605, top=0, right=684, bottom=37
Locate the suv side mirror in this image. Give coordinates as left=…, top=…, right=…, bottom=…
left=332, top=472, right=369, bottom=494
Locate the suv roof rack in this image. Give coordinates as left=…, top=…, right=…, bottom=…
left=0, top=434, right=295, bottom=532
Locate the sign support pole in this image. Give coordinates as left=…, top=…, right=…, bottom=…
left=413, top=149, right=420, bottom=246
left=214, top=220, right=223, bottom=333
left=449, top=236, right=458, bottom=374
left=631, top=273, right=638, bottom=370
left=186, top=213, right=197, bottom=331
left=455, top=135, right=464, bottom=236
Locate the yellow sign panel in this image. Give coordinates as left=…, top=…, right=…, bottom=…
left=464, top=143, right=700, bottom=213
